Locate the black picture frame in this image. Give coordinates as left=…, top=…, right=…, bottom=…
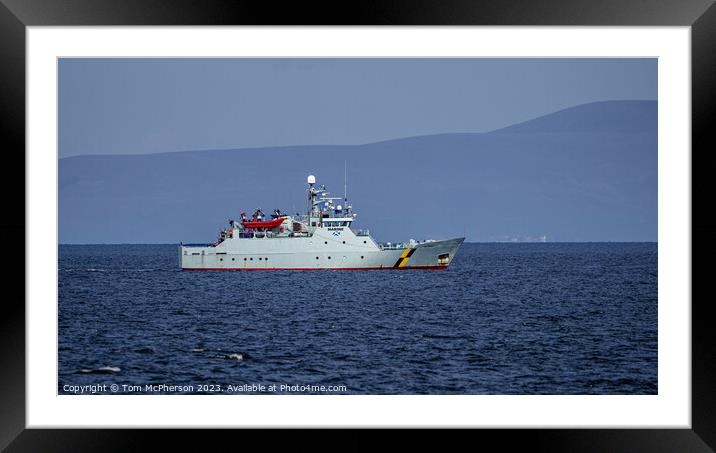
left=2, top=0, right=712, bottom=450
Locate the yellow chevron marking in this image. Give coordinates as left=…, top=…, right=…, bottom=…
left=398, top=248, right=412, bottom=267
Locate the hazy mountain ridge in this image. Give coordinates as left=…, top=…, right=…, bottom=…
left=60, top=100, right=657, bottom=243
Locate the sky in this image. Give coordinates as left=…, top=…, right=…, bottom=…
left=58, top=58, right=657, bottom=158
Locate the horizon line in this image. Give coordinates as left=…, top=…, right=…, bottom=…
left=59, top=241, right=659, bottom=245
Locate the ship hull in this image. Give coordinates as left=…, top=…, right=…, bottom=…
left=180, top=237, right=464, bottom=270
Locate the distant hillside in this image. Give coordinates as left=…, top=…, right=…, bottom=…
left=59, top=100, right=657, bottom=243
left=496, top=100, right=656, bottom=134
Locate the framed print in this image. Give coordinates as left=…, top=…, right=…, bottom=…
left=2, top=0, right=713, bottom=450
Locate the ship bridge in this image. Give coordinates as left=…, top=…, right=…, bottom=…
left=321, top=218, right=352, bottom=227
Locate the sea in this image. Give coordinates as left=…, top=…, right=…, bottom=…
left=58, top=243, right=657, bottom=395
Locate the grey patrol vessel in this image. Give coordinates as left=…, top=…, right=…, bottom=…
left=180, top=175, right=464, bottom=270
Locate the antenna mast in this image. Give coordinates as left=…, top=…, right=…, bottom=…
left=307, top=174, right=316, bottom=224
left=344, top=160, right=347, bottom=202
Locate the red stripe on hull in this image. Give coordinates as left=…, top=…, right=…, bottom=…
left=182, top=266, right=448, bottom=271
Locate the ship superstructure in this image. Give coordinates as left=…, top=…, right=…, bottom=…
left=179, top=175, right=464, bottom=270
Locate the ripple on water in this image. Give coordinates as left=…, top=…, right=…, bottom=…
left=58, top=243, right=657, bottom=394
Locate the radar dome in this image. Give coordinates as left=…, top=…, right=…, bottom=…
left=307, top=175, right=316, bottom=184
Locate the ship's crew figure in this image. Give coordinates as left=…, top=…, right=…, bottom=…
left=240, top=211, right=247, bottom=222
left=254, top=208, right=264, bottom=221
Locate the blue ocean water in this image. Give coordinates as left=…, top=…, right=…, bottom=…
left=58, top=243, right=657, bottom=395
